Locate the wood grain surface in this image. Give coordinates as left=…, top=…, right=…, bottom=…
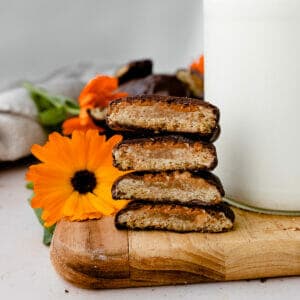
left=50, top=208, right=300, bottom=289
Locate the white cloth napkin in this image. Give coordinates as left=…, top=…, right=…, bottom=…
left=0, top=63, right=115, bottom=162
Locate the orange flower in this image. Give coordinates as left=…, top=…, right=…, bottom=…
left=26, top=130, right=129, bottom=227
left=190, top=55, right=204, bottom=75
left=62, top=75, right=128, bottom=135
left=62, top=116, right=103, bottom=136
left=79, top=75, right=127, bottom=108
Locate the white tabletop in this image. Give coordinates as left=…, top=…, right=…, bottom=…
left=1, top=165, right=299, bottom=300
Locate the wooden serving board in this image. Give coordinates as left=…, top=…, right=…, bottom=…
left=50, top=207, right=300, bottom=289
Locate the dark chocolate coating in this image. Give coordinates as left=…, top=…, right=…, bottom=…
left=116, top=134, right=217, bottom=148
left=92, top=127, right=220, bottom=143
left=106, top=125, right=220, bottom=143
left=118, top=74, right=191, bottom=97
left=176, top=68, right=204, bottom=99
left=116, top=59, right=153, bottom=85
left=87, top=108, right=110, bottom=129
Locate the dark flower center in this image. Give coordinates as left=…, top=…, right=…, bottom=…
left=71, top=170, right=97, bottom=194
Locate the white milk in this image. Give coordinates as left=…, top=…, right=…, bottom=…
left=204, top=0, right=300, bottom=212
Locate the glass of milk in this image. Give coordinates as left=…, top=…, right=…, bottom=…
left=204, top=0, right=300, bottom=214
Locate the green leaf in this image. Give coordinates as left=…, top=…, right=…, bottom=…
left=26, top=181, right=34, bottom=190
left=24, top=82, right=80, bottom=132
left=24, top=82, right=58, bottom=111
left=25, top=83, right=63, bottom=106
left=38, top=106, right=67, bottom=126
left=32, top=204, right=44, bottom=226
left=43, top=225, right=56, bottom=246
left=24, top=82, right=79, bottom=112
left=65, top=100, right=80, bottom=115
left=28, top=193, right=56, bottom=246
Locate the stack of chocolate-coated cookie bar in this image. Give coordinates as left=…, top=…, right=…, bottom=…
left=89, top=58, right=204, bottom=131
left=107, top=95, right=234, bottom=233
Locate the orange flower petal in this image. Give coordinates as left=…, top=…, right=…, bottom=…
left=190, top=55, right=204, bottom=75
left=79, top=76, right=116, bottom=100
left=79, top=93, right=97, bottom=108
left=96, top=134, right=122, bottom=167
left=62, top=116, right=102, bottom=136
left=86, top=193, right=116, bottom=216
left=61, top=192, right=80, bottom=217
left=31, top=188, right=72, bottom=209
left=79, top=76, right=128, bottom=109
left=85, top=131, right=107, bottom=171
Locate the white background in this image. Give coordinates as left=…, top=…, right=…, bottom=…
left=0, top=0, right=203, bottom=83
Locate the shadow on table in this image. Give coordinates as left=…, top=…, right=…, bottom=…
left=0, top=155, right=38, bottom=171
